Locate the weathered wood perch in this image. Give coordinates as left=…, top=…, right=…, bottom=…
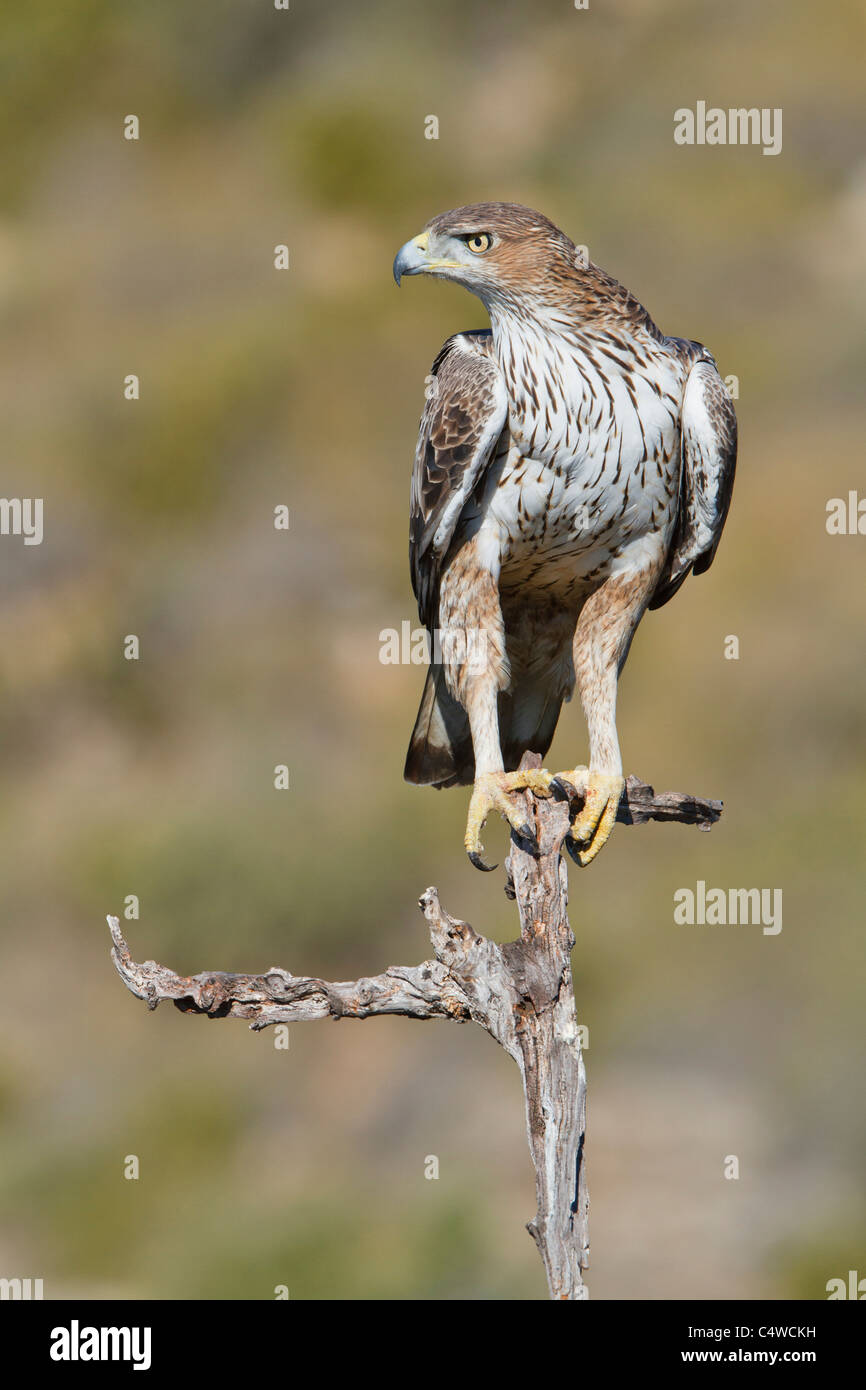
left=107, top=755, right=721, bottom=1300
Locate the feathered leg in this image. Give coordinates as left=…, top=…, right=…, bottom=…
left=439, top=538, right=554, bottom=870
left=563, top=564, right=659, bottom=865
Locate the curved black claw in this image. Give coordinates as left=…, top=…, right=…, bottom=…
left=550, top=775, right=577, bottom=801
left=514, top=821, right=539, bottom=851
left=564, top=833, right=586, bottom=867
left=467, top=850, right=497, bottom=872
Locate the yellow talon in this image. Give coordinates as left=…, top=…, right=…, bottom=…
left=567, top=771, right=625, bottom=866
left=464, top=769, right=555, bottom=870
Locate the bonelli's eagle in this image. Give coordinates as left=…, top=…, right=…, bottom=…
left=394, top=203, right=736, bottom=869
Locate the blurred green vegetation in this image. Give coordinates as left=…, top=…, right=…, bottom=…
left=0, top=0, right=864, bottom=1298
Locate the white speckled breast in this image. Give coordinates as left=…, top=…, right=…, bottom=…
left=480, top=316, right=686, bottom=596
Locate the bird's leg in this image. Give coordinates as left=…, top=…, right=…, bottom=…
left=462, top=686, right=554, bottom=870
left=439, top=544, right=556, bottom=869
left=563, top=569, right=656, bottom=865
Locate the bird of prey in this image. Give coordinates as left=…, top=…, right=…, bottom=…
left=393, top=203, right=736, bottom=870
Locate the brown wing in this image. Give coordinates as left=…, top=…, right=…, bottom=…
left=650, top=349, right=737, bottom=610
left=409, top=331, right=508, bottom=629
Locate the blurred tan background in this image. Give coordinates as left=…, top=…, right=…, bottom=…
left=0, top=0, right=864, bottom=1299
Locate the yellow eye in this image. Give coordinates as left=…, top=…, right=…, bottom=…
left=466, top=233, right=491, bottom=254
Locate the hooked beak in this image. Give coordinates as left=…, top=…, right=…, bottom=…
left=393, top=231, right=461, bottom=285
left=393, top=232, right=430, bottom=285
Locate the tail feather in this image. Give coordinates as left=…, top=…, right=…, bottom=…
left=404, top=663, right=474, bottom=787
left=405, top=666, right=567, bottom=788
left=500, top=682, right=565, bottom=771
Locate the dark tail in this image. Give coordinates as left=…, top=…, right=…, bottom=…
left=404, top=665, right=567, bottom=789
left=404, top=663, right=474, bottom=787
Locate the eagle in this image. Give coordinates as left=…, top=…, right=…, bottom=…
left=393, top=203, right=736, bottom=870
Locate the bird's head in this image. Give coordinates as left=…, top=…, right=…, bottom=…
left=393, top=202, right=578, bottom=312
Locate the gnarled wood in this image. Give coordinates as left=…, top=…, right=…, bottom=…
left=107, top=759, right=721, bottom=1300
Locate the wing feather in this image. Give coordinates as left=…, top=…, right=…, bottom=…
left=409, top=332, right=508, bottom=629
left=650, top=351, right=737, bottom=610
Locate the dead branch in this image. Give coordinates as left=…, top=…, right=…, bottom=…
left=107, top=761, right=721, bottom=1300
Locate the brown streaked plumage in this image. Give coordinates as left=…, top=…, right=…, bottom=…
left=393, top=203, right=737, bottom=868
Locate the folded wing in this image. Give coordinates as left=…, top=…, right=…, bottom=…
left=410, top=331, right=508, bottom=630
left=650, top=351, right=737, bottom=610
